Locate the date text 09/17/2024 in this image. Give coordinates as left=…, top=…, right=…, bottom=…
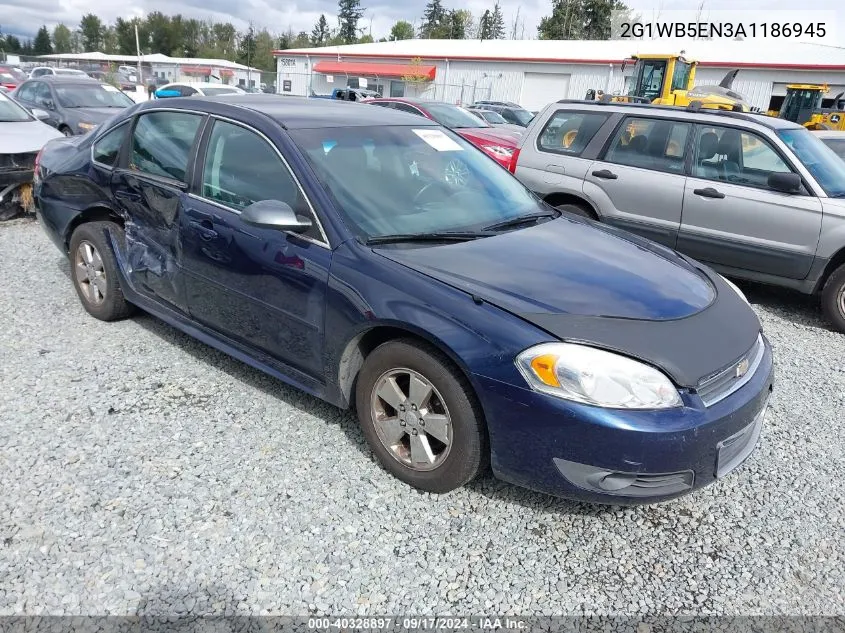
left=307, top=617, right=529, bottom=631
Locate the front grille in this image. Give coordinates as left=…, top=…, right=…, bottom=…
left=696, top=334, right=765, bottom=407
left=0, top=152, right=36, bottom=171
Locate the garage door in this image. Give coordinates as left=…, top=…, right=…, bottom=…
left=522, top=73, right=570, bottom=111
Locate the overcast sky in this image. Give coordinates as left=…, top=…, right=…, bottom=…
left=1, top=0, right=840, bottom=46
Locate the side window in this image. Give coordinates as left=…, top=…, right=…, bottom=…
left=392, top=102, right=424, bottom=117
left=17, top=82, right=35, bottom=101
left=371, top=101, right=393, bottom=109
left=693, top=125, right=793, bottom=188
left=538, top=111, right=609, bottom=156
left=33, top=83, right=52, bottom=106
left=180, top=86, right=198, bottom=96
left=603, top=117, right=690, bottom=173
left=201, top=120, right=319, bottom=237
left=129, top=111, right=202, bottom=182
left=92, top=122, right=129, bottom=167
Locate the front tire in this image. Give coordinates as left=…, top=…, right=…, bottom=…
left=69, top=222, right=134, bottom=321
left=355, top=339, right=488, bottom=493
left=821, top=264, right=845, bottom=333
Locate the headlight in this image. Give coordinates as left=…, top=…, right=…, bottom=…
left=516, top=343, right=682, bottom=409
left=481, top=145, right=515, bottom=158
left=719, top=274, right=749, bottom=305
left=78, top=121, right=97, bottom=131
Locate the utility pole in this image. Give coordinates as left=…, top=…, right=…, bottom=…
left=134, top=22, right=142, bottom=85
left=247, top=20, right=253, bottom=89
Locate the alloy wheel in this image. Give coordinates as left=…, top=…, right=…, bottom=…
left=370, top=368, right=453, bottom=471
left=74, top=240, right=107, bottom=305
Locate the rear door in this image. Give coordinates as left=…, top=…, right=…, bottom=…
left=678, top=124, right=823, bottom=279
left=584, top=115, right=692, bottom=248
left=110, top=109, right=205, bottom=312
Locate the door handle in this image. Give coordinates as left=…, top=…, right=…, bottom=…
left=592, top=169, right=618, bottom=180
left=190, top=220, right=218, bottom=241
left=114, top=190, right=141, bottom=202
left=693, top=187, right=726, bottom=199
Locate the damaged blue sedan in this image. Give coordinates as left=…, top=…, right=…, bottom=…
left=34, top=95, right=774, bottom=504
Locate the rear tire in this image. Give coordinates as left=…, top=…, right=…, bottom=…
left=821, top=264, right=845, bottom=333
left=556, top=202, right=597, bottom=220
left=69, top=222, right=134, bottom=322
left=59, top=126, right=74, bottom=137
left=355, top=339, right=488, bottom=493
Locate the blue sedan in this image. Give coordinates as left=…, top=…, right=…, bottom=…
left=33, top=95, right=774, bottom=504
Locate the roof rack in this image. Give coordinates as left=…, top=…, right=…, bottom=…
left=554, top=98, right=777, bottom=126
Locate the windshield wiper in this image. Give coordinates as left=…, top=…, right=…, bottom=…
left=366, top=231, right=491, bottom=245
left=483, top=210, right=558, bottom=232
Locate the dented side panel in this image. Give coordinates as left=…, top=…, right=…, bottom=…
left=111, top=170, right=189, bottom=314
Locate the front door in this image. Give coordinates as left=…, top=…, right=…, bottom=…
left=584, top=115, right=692, bottom=248
left=110, top=109, right=205, bottom=313
left=182, top=118, right=331, bottom=377
left=678, top=124, right=823, bottom=280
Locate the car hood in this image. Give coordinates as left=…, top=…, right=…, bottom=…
left=455, top=126, right=522, bottom=146
left=377, top=216, right=762, bottom=386
left=0, top=119, right=63, bottom=153
left=70, top=107, right=124, bottom=121
left=379, top=217, right=714, bottom=320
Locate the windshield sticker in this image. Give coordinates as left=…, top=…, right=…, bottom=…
left=412, top=129, right=463, bottom=152
left=102, top=85, right=119, bottom=92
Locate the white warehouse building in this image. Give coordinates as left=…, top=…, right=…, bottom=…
left=273, top=39, right=845, bottom=112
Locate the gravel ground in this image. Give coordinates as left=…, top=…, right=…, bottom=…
left=0, top=217, right=843, bottom=617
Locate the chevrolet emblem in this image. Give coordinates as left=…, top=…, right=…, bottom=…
left=736, top=358, right=750, bottom=378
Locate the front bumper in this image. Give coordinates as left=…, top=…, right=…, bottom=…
left=476, top=337, right=774, bottom=504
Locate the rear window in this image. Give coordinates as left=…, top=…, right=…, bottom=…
left=538, top=110, right=608, bottom=156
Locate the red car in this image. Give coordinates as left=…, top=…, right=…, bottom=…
left=0, top=66, right=27, bottom=92
left=366, top=98, right=522, bottom=170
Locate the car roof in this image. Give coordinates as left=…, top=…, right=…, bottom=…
left=138, top=94, right=442, bottom=129
left=35, top=75, right=97, bottom=84
left=163, top=81, right=242, bottom=89
left=372, top=97, right=457, bottom=108
left=552, top=99, right=806, bottom=131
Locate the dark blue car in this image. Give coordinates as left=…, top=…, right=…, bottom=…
left=33, top=95, right=774, bottom=504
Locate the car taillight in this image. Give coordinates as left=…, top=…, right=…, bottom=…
left=507, top=147, right=521, bottom=174
left=33, top=147, right=45, bottom=182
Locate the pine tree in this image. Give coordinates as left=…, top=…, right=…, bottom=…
left=491, top=1, right=506, bottom=38
left=338, top=0, right=364, bottom=44
left=311, top=14, right=329, bottom=46
left=479, top=10, right=494, bottom=40
left=420, top=0, right=446, bottom=38
left=33, top=25, right=53, bottom=54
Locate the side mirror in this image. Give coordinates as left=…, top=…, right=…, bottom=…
left=768, top=172, right=802, bottom=193
left=241, top=200, right=312, bottom=233
left=31, top=108, right=50, bottom=121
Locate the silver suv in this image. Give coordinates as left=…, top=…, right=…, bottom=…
left=513, top=100, right=845, bottom=332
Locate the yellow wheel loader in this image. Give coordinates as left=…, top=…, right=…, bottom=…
left=586, top=54, right=752, bottom=112
left=772, top=84, right=845, bottom=131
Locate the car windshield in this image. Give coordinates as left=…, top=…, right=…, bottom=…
left=55, top=84, right=135, bottom=108
left=510, top=109, right=534, bottom=125
left=289, top=125, right=542, bottom=241
left=778, top=128, right=845, bottom=197
left=424, top=104, right=489, bottom=129
left=201, top=86, right=244, bottom=96
left=477, top=110, right=507, bottom=124
left=0, top=92, right=33, bottom=122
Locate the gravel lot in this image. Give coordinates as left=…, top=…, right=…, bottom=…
left=0, top=218, right=843, bottom=617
